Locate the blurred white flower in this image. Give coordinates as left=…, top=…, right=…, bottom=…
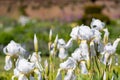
left=30, top=52, right=41, bottom=63
left=65, top=38, right=73, bottom=49
left=79, top=40, right=89, bottom=60
left=17, top=58, right=35, bottom=74
left=80, top=61, right=88, bottom=74
left=58, top=47, right=68, bottom=60
left=97, top=41, right=104, bottom=53
left=57, top=39, right=66, bottom=49
left=92, top=29, right=102, bottom=43
left=12, top=58, right=36, bottom=80
left=18, top=16, right=29, bottom=26
left=90, top=41, right=96, bottom=57
left=72, top=48, right=82, bottom=61
left=12, top=68, right=20, bottom=80
left=104, top=43, right=116, bottom=54
left=50, top=34, right=58, bottom=56
left=64, top=69, right=76, bottom=80
left=30, top=52, right=43, bottom=72
left=60, top=57, right=76, bottom=70
left=101, top=38, right=120, bottom=65
left=4, top=56, right=12, bottom=70
left=3, top=40, right=26, bottom=57
left=101, top=43, right=115, bottom=65
left=78, top=25, right=93, bottom=41
left=50, top=43, right=55, bottom=55
left=72, top=40, right=90, bottom=62
left=70, top=26, right=80, bottom=40
left=90, top=18, right=105, bottom=31
left=57, top=39, right=68, bottom=59
left=3, top=40, right=27, bottom=70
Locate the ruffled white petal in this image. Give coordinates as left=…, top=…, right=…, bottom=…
left=92, top=29, right=102, bottom=43
left=3, top=40, right=26, bottom=57
left=78, top=25, right=93, bottom=40
left=72, top=48, right=81, bottom=61
left=60, top=57, right=76, bottom=70
left=70, top=26, right=80, bottom=40
left=58, top=48, right=68, bottom=60
left=65, top=38, right=73, bottom=49
left=104, top=43, right=116, bottom=54
left=79, top=40, right=89, bottom=60
left=91, top=18, right=105, bottom=31
left=17, top=58, right=35, bottom=74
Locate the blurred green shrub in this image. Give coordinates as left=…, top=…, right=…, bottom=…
left=0, top=32, right=14, bottom=45
left=0, top=17, right=120, bottom=56
left=79, top=5, right=110, bottom=25
left=82, top=14, right=110, bottom=25
left=85, top=5, right=103, bottom=14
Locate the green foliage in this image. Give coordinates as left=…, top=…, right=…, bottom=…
left=84, top=5, right=103, bottom=14
left=0, top=32, right=14, bottom=45
left=79, top=5, right=110, bottom=25
left=81, top=14, right=110, bottom=25
left=0, top=17, right=120, bottom=56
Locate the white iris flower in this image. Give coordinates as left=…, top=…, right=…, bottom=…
left=57, top=39, right=68, bottom=59
left=60, top=57, right=76, bottom=70
left=70, top=26, right=80, bottom=40
left=101, top=38, right=120, bottom=65
left=12, top=58, right=35, bottom=80
left=3, top=40, right=26, bottom=70
left=17, top=58, right=35, bottom=74
left=78, top=25, right=93, bottom=41
left=92, top=29, right=102, bottom=44
left=90, top=18, right=105, bottom=31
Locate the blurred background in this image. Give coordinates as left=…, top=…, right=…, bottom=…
left=0, top=0, right=120, bottom=56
